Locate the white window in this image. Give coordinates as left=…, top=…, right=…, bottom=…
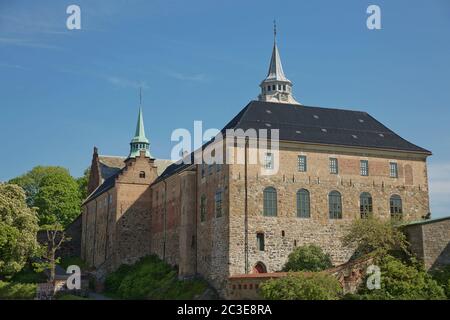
left=264, top=153, right=274, bottom=169
left=390, top=162, right=398, bottom=178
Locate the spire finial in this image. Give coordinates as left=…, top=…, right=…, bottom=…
left=273, top=19, right=277, bottom=43
left=139, top=87, right=142, bottom=106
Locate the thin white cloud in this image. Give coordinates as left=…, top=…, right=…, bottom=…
left=0, top=37, right=61, bottom=50
left=105, top=76, right=149, bottom=89
left=428, top=162, right=450, bottom=218
left=167, top=71, right=207, bottom=82
left=0, top=63, right=26, bottom=70
left=58, top=67, right=149, bottom=90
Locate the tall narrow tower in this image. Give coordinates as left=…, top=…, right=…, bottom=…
left=129, top=106, right=152, bottom=158
left=258, top=22, right=300, bottom=105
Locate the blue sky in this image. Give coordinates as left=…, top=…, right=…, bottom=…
left=0, top=0, right=449, bottom=218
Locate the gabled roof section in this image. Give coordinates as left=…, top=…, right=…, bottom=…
left=98, top=156, right=125, bottom=180
left=84, top=156, right=173, bottom=204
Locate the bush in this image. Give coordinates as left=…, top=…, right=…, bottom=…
left=0, top=281, right=37, bottom=300
left=10, top=264, right=46, bottom=284
left=342, top=216, right=408, bottom=259
left=283, top=244, right=333, bottom=272
left=105, top=255, right=208, bottom=300
left=260, top=273, right=342, bottom=300
left=431, top=265, right=450, bottom=299
left=355, top=255, right=446, bottom=300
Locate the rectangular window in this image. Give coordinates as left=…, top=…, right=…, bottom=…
left=264, top=152, right=274, bottom=169
left=215, top=191, right=223, bottom=218
left=298, top=155, right=307, bottom=172
left=208, top=164, right=213, bottom=175
left=216, top=163, right=221, bottom=172
left=256, top=233, right=265, bottom=251
left=330, top=158, right=338, bottom=174
left=390, top=162, right=398, bottom=178
left=200, top=195, right=206, bottom=222
left=360, top=160, right=369, bottom=176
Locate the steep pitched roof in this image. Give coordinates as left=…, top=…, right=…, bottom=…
left=222, top=101, right=431, bottom=154
left=154, top=100, right=431, bottom=184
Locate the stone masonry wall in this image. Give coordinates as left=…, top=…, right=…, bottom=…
left=228, top=143, right=429, bottom=276
left=404, top=218, right=450, bottom=270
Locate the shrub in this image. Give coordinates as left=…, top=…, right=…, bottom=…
left=0, top=281, right=37, bottom=300
left=283, top=244, right=332, bottom=272
left=10, top=264, right=46, bottom=284
left=260, top=273, right=342, bottom=300
left=431, top=265, right=450, bottom=299
left=355, top=255, right=446, bottom=300
left=105, top=255, right=208, bottom=300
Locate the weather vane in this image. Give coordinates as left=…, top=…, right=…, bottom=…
left=273, top=19, right=277, bottom=42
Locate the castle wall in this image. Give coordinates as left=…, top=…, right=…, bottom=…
left=404, top=217, right=450, bottom=270
left=228, top=143, right=429, bottom=275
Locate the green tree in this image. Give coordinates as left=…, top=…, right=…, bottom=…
left=32, top=169, right=81, bottom=227
left=0, top=184, right=39, bottom=277
left=260, top=273, right=342, bottom=300
left=283, top=244, right=333, bottom=272
left=9, top=166, right=70, bottom=207
left=76, top=168, right=90, bottom=201
left=355, top=255, right=446, bottom=300
left=342, top=216, right=409, bottom=259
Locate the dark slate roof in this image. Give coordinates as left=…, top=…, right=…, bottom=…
left=154, top=100, right=431, bottom=184
left=83, top=170, right=122, bottom=205
left=222, top=101, right=431, bottom=154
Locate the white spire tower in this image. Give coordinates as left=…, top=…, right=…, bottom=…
left=258, top=21, right=300, bottom=105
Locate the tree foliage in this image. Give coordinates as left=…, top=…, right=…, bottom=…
left=260, top=273, right=342, bottom=300
left=342, top=216, right=409, bottom=259
left=355, top=255, right=446, bottom=300
left=9, top=166, right=82, bottom=227
left=76, top=168, right=90, bottom=201
left=431, top=265, right=450, bottom=299
left=283, top=244, right=333, bottom=272
left=0, top=184, right=39, bottom=277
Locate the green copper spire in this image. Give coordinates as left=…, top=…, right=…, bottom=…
left=129, top=106, right=152, bottom=158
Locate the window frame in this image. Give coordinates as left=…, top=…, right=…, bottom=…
left=264, top=152, right=274, bottom=170
left=296, top=189, right=310, bottom=218
left=360, top=160, right=369, bottom=176
left=330, top=158, right=338, bottom=174
left=329, top=190, right=342, bottom=219
left=215, top=190, right=223, bottom=218
left=263, top=187, right=277, bottom=217
left=390, top=194, right=403, bottom=219
left=390, top=162, right=398, bottom=178
left=298, top=155, right=307, bottom=172
left=256, top=233, right=265, bottom=251
left=360, top=192, right=373, bottom=218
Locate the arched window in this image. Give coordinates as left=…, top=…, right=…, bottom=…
left=329, top=191, right=342, bottom=219
left=360, top=192, right=373, bottom=218
left=390, top=195, right=403, bottom=220
left=263, top=187, right=277, bottom=216
left=296, top=189, right=310, bottom=218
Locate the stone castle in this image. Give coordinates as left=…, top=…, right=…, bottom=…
left=80, top=36, right=432, bottom=297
